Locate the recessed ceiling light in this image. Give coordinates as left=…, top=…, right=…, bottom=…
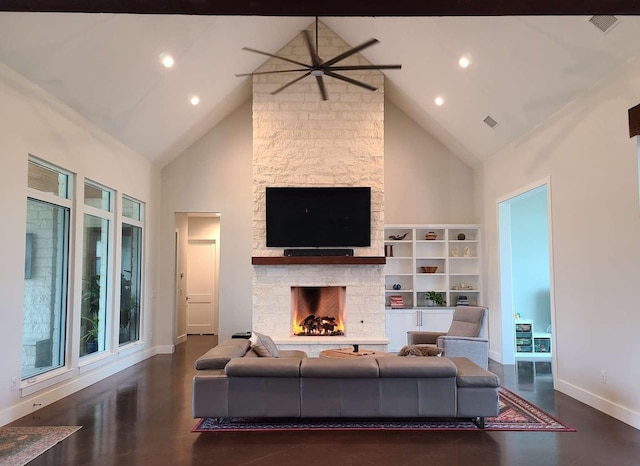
left=458, top=55, right=471, bottom=69
left=160, top=53, right=174, bottom=68
left=434, top=96, right=444, bottom=106
left=190, top=96, right=200, bottom=106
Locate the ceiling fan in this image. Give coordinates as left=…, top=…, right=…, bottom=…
left=236, top=19, right=401, bottom=100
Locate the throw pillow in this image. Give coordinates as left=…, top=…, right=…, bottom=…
left=251, top=344, right=272, bottom=357
left=397, top=345, right=444, bottom=357
left=254, top=332, right=280, bottom=358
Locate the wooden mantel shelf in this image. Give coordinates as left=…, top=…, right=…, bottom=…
left=251, top=256, right=386, bottom=265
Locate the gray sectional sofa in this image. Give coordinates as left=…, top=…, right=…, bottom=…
left=192, top=338, right=500, bottom=428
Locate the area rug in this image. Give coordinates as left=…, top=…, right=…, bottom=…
left=0, top=426, right=82, bottom=466
left=192, top=387, right=575, bottom=433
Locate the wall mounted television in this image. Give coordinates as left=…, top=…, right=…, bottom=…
left=266, top=187, right=371, bottom=247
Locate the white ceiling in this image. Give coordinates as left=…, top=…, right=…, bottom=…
left=1, top=13, right=639, bottom=167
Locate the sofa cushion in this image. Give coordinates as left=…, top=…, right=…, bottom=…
left=254, top=332, right=280, bottom=358
left=251, top=344, right=272, bottom=357
left=217, top=339, right=252, bottom=350
left=300, top=358, right=379, bottom=378
left=377, top=357, right=457, bottom=378
left=448, top=357, right=500, bottom=388
left=278, top=349, right=308, bottom=359
left=195, top=343, right=249, bottom=370
left=225, top=358, right=301, bottom=377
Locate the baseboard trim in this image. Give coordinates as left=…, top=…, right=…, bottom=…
left=489, top=350, right=503, bottom=364
left=555, top=378, right=640, bottom=430
left=0, top=343, right=168, bottom=427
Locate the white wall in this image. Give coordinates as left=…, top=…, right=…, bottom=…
left=385, top=100, right=476, bottom=224
left=159, top=99, right=254, bottom=342
left=0, top=61, right=158, bottom=425
left=482, top=57, right=640, bottom=429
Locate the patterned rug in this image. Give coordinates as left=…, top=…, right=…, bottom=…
left=192, top=387, right=575, bottom=432
left=0, top=426, right=82, bottom=466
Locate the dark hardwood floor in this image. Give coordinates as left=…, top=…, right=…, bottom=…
left=8, top=336, right=640, bottom=465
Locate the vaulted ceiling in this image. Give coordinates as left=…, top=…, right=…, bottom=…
left=1, top=7, right=640, bottom=167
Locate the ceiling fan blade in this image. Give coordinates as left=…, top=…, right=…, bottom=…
left=235, top=68, right=309, bottom=77
left=271, top=71, right=312, bottom=95
left=323, top=70, right=377, bottom=91
left=322, top=38, right=379, bottom=68
left=316, top=75, right=328, bottom=100
left=328, top=64, right=402, bottom=71
left=302, top=29, right=321, bottom=67
left=242, top=47, right=310, bottom=68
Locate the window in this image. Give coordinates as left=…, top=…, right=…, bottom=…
left=120, top=196, right=144, bottom=345
left=22, top=159, right=71, bottom=379
left=80, top=181, right=113, bottom=357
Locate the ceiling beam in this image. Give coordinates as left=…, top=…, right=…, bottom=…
left=1, top=0, right=640, bottom=16
left=629, top=103, right=640, bottom=138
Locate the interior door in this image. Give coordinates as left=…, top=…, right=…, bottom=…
left=186, top=240, right=216, bottom=334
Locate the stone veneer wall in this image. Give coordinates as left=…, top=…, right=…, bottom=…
left=251, top=22, right=387, bottom=353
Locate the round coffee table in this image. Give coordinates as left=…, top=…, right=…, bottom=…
left=319, top=347, right=392, bottom=359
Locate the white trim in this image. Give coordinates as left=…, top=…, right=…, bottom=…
left=495, top=176, right=557, bottom=387
left=117, top=341, right=145, bottom=358
left=1, top=345, right=161, bottom=426
left=555, top=379, right=640, bottom=430
left=154, top=345, right=175, bottom=354
left=78, top=352, right=117, bottom=374
left=20, top=368, right=76, bottom=397
left=488, top=349, right=504, bottom=364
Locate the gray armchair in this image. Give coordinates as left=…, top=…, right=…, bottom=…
left=407, top=306, right=489, bottom=369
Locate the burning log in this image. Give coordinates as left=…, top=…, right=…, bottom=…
left=296, top=315, right=344, bottom=336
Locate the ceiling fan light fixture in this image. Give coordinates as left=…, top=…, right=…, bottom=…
left=236, top=19, right=401, bottom=101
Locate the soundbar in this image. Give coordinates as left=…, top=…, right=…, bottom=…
left=284, top=248, right=354, bottom=257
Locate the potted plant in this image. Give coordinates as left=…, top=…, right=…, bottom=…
left=81, top=275, right=101, bottom=354
left=425, top=291, right=446, bottom=307
left=81, top=315, right=99, bottom=353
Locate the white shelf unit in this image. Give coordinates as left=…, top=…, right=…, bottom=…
left=384, top=224, right=482, bottom=309
left=515, top=319, right=552, bottom=358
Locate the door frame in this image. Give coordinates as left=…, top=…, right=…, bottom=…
left=496, top=176, right=557, bottom=378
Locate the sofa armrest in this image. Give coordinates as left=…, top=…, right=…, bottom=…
left=407, top=331, right=446, bottom=345
left=436, top=336, right=489, bottom=370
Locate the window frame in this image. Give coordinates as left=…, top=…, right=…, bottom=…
left=79, top=179, right=115, bottom=360
left=119, top=195, right=145, bottom=349
left=21, top=157, right=75, bottom=389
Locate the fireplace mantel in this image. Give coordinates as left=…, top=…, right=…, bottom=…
left=251, top=256, right=386, bottom=265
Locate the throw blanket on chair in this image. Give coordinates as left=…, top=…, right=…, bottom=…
left=397, top=345, right=444, bottom=357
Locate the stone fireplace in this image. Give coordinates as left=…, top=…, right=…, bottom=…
left=250, top=22, right=388, bottom=356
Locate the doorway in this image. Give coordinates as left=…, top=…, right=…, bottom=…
left=498, top=179, right=555, bottom=371
left=174, top=213, right=220, bottom=340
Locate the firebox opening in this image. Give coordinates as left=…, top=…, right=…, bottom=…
left=291, top=286, right=346, bottom=336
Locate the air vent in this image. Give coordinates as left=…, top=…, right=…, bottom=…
left=483, top=116, right=498, bottom=129
left=589, top=15, right=619, bottom=33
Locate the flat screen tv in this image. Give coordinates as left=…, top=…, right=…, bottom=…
left=266, top=187, right=371, bottom=247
